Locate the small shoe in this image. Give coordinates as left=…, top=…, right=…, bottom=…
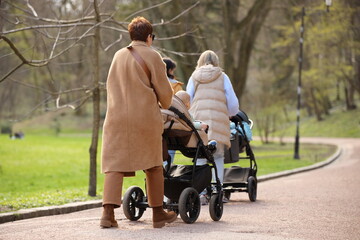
left=222, top=196, right=229, bottom=203
left=200, top=194, right=209, bottom=206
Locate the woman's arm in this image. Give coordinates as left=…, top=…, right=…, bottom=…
left=223, top=73, right=240, bottom=116
left=186, top=77, right=195, bottom=103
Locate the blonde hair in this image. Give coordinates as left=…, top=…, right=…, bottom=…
left=175, top=90, right=190, bottom=109
left=196, top=50, right=219, bottom=68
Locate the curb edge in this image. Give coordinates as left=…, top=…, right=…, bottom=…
left=257, top=145, right=342, bottom=182
left=0, top=200, right=102, bottom=224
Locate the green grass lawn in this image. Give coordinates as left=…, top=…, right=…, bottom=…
left=271, top=107, right=360, bottom=138
left=0, top=134, right=336, bottom=213
left=0, top=134, right=101, bottom=212
left=174, top=141, right=336, bottom=176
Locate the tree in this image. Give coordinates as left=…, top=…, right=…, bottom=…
left=136, top=0, right=273, bottom=101
left=221, top=0, right=272, bottom=97
left=0, top=0, right=200, bottom=196
left=262, top=0, right=359, bottom=124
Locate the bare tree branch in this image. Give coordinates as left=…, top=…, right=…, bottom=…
left=9, top=77, right=53, bottom=94
left=0, top=14, right=113, bottom=73
left=5, top=0, right=105, bottom=24
left=154, top=46, right=201, bottom=57
left=56, top=95, right=75, bottom=110
left=33, top=26, right=95, bottom=41
left=49, top=28, right=61, bottom=59
left=9, top=77, right=93, bottom=95
left=0, top=36, right=30, bottom=63
left=152, top=1, right=200, bottom=26
left=71, top=94, right=93, bottom=110
left=124, top=0, right=173, bottom=21
left=52, top=94, right=92, bottom=111
left=156, top=29, right=197, bottom=40
left=26, top=0, right=38, bottom=17
left=2, top=22, right=96, bottom=35
left=104, top=34, right=123, bottom=51
left=8, top=92, right=91, bottom=122
left=9, top=95, right=53, bottom=123
left=99, top=24, right=128, bottom=33
left=0, top=62, right=24, bottom=83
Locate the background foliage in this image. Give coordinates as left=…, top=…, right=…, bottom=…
left=1, top=0, right=359, bottom=138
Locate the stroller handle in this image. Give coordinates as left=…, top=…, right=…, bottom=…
left=249, top=119, right=254, bottom=129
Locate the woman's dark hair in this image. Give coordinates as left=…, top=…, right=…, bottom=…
left=163, top=58, right=177, bottom=78
left=128, top=16, right=153, bottom=42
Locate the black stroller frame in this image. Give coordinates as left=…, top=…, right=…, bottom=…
left=122, top=105, right=224, bottom=224
left=222, top=112, right=258, bottom=202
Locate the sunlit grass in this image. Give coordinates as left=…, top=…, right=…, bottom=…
left=270, top=107, right=360, bottom=138
left=174, top=141, right=337, bottom=176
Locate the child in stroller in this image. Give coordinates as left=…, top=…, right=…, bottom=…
left=122, top=94, right=224, bottom=224
left=163, top=90, right=209, bottom=167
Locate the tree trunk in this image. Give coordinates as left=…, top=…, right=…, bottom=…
left=316, top=88, right=331, bottom=116
left=264, top=115, right=270, bottom=144
left=304, top=102, right=313, bottom=117
left=345, top=85, right=357, bottom=110
left=348, top=86, right=357, bottom=109
left=254, top=114, right=264, bottom=143
left=348, top=0, right=360, bottom=95
left=88, top=0, right=101, bottom=197
left=310, top=87, right=322, bottom=121
left=222, top=0, right=272, bottom=99
left=336, top=80, right=341, bottom=101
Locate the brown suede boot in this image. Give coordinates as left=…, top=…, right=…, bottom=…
left=100, top=204, right=118, bottom=228
left=152, top=206, right=177, bottom=228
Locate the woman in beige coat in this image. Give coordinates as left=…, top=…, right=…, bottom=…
left=100, top=16, right=176, bottom=229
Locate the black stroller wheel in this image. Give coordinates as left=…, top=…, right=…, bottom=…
left=178, top=187, right=200, bottom=224
left=123, top=186, right=146, bottom=221
left=209, top=193, right=223, bottom=221
left=247, top=176, right=257, bottom=202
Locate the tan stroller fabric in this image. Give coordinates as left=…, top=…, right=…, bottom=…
left=161, top=96, right=208, bottom=148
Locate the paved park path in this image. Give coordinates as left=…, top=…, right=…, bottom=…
left=1, top=137, right=359, bottom=240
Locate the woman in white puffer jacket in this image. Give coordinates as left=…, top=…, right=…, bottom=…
left=186, top=50, right=239, bottom=204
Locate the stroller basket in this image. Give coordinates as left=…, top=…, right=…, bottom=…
left=223, top=166, right=255, bottom=183
left=163, top=128, right=214, bottom=159
left=164, top=164, right=212, bottom=200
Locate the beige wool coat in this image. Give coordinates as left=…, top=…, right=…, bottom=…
left=101, top=41, right=173, bottom=174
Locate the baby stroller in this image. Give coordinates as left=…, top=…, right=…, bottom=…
left=122, top=96, right=224, bottom=224
left=222, top=111, right=258, bottom=202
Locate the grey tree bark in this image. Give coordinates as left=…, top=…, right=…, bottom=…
left=222, top=0, right=272, bottom=98
left=88, top=0, right=101, bottom=197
